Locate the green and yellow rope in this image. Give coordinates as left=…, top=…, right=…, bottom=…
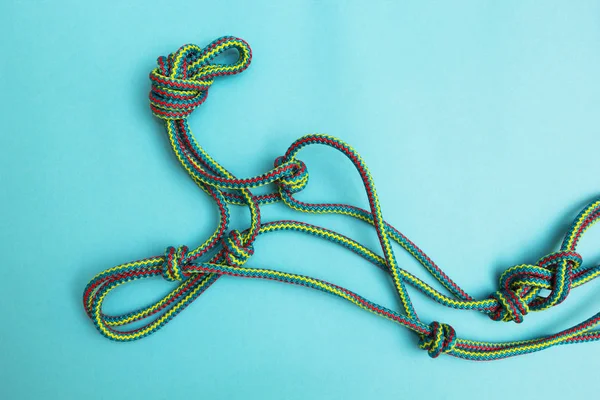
left=83, top=36, right=600, bottom=360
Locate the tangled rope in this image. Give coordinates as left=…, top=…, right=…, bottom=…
left=83, top=36, right=600, bottom=360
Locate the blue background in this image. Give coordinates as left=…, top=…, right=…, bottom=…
left=2, top=1, right=600, bottom=399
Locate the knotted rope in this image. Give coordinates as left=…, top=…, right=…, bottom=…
left=83, top=36, right=600, bottom=360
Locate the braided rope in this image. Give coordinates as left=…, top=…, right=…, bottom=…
left=83, top=36, right=600, bottom=360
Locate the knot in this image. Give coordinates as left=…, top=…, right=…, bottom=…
left=222, top=230, right=254, bottom=267
left=163, top=245, right=190, bottom=282
left=490, top=250, right=582, bottom=322
left=489, top=289, right=529, bottom=323
left=419, top=322, right=457, bottom=358
left=274, top=156, right=309, bottom=194
left=149, top=36, right=252, bottom=120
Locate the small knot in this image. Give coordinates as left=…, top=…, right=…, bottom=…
left=274, top=156, right=309, bottom=194
left=222, top=230, right=254, bottom=267
left=149, top=37, right=252, bottom=120
left=163, top=245, right=190, bottom=282
left=419, top=322, right=457, bottom=358
left=489, top=289, right=529, bottom=323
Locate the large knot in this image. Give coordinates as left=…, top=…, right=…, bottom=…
left=149, top=36, right=252, bottom=120
left=489, top=250, right=582, bottom=323
left=222, top=230, right=254, bottom=267
left=419, top=321, right=457, bottom=358
left=162, top=245, right=191, bottom=282
left=274, top=156, right=309, bottom=194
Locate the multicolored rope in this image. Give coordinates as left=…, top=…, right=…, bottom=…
left=83, top=36, right=600, bottom=360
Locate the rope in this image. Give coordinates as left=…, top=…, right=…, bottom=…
left=83, top=36, right=600, bottom=360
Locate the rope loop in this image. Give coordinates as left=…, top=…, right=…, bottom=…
left=419, top=321, right=457, bottom=358
left=222, top=230, right=254, bottom=267
left=149, top=36, right=252, bottom=120
left=537, top=250, right=582, bottom=270
left=162, top=245, right=190, bottom=282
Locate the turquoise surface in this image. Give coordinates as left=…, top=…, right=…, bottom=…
left=2, top=1, right=600, bottom=398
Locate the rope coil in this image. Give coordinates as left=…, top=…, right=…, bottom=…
left=83, top=36, right=600, bottom=360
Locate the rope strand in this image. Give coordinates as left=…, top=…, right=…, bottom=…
left=83, top=36, right=600, bottom=360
